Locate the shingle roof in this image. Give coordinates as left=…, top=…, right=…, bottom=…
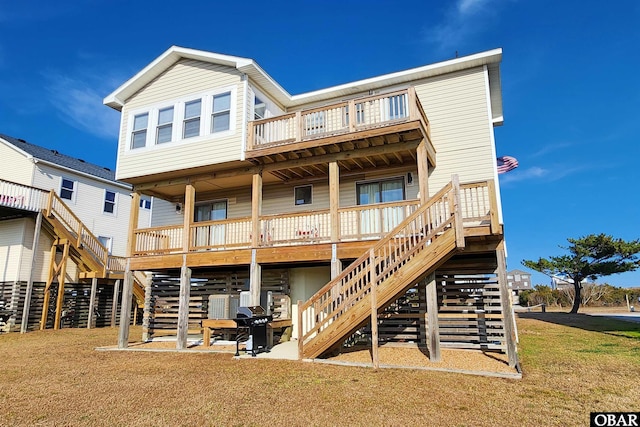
left=0, top=133, right=121, bottom=184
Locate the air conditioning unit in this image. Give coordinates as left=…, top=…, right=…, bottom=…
left=239, top=291, right=251, bottom=308
left=208, top=295, right=230, bottom=319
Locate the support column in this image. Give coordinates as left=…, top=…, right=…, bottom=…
left=117, top=265, right=133, bottom=348
left=330, top=244, right=341, bottom=279
left=87, top=277, right=98, bottom=329
left=111, top=279, right=120, bottom=327
left=118, top=190, right=140, bottom=348
left=182, top=184, right=195, bottom=252
left=177, top=255, right=191, bottom=349
left=425, top=273, right=441, bottom=361
left=142, top=273, right=153, bottom=342
left=250, top=173, right=263, bottom=306
left=53, top=241, right=70, bottom=330
left=329, top=162, right=341, bottom=279
left=20, top=207, right=40, bottom=331
left=416, top=140, right=430, bottom=204
left=496, top=247, right=518, bottom=368
left=369, top=248, right=379, bottom=369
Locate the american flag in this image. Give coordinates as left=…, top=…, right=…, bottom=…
left=496, top=156, right=519, bottom=174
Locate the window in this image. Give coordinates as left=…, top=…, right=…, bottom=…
left=211, top=92, right=231, bottom=133
left=183, top=99, right=202, bottom=138
left=156, top=107, right=174, bottom=144
left=131, top=113, right=148, bottom=149
left=194, top=200, right=227, bottom=222
left=60, top=178, right=75, bottom=201
left=294, top=185, right=312, bottom=206
left=357, top=177, right=405, bottom=205
left=98, top=236, right=112, bottom=254
left=139, top=198, right=152, bottom=210
left=254, top=96, right=266, bottom=120
left=103, top=191, right=116, bottom=214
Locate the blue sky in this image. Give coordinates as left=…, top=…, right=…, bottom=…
left=1, top=0, right=639, bottom=287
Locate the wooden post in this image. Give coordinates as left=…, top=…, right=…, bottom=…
left=329, top=161, right=340, bottom=242
left=416, top=141, right=430, bottom=204
left=128, top=192, right=141, bottom=257
left=250, top=250, right=261, bottom=307
left=451, top=175, right=465, bottom=249
left=176, top=255, right=192, bottom=350
left=117, top=264, right=133, bottom=348
left=40, top=240, right=59, bottom=330
left=295, top=111, right=302, bottom=142
left=142, top=273, right=153, bottom=342
left=425, top=273, right=441, bottom=361
left=487, top=179, right=500, bottom=234
left=53, top=241, right=70, bottom=330
left=251, top=173, right=262, bottom=248
left=87, top=277, right=98, bottom=329
left=21, top=211, right=42, bottom=333
left=496, top=248, right=518, bottom=368
left=331, top=244, right=341, bottom=279
left=348, top=99, right=357, bottom=132
left=297, top=299, right=303, bottom=360
left=369, top=249, right=379, bottom=369
left=111, top=279, right=120, bottom=327
left=183, top=184, right=195, bottom=252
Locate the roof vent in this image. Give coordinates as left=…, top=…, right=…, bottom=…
left=18, top=138, right=26, bottom=143
left=51, top=149, right=59, bottom=155
left=78, top=159, right=86, bottom=163
left=103, top=167, right=111, bottom=171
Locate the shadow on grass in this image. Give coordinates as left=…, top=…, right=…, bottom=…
left=517, top=312, right=640, bottom=339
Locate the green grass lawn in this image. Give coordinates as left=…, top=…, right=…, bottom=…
left=0, top=313, right=638, bottom=426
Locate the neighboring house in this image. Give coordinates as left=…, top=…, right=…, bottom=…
left=507, top=269, right=532, bottom=304
left=104, top=46, right=517, bottom=366
left=0, top=134, right=152, bottom=331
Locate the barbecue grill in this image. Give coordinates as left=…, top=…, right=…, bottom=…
left=234, top=306, right=272, bottom=357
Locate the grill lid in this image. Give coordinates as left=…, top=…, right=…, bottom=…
left=236, top=306, right=266, bottom=318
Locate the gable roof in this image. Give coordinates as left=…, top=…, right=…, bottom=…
left=104, top=46, right=503, bottom=120
left=0, top=133, right=128, bottom=188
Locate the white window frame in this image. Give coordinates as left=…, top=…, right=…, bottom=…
left=156, top=106, right=174, bottom=144
left=124, top=86, right=236, bottom=153
left=139, top=197, right=152, bottom=210
left=131, top=113, right=149, bottom=149
left=59, top=177, right=76, bottom=203
left=103, top=190, right=117, bottom=215
left=183, top=99, right=202, bottom=139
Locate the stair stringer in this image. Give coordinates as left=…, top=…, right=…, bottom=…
left=302, top=228, right=459, bottom=359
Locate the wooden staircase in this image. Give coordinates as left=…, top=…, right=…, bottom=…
left=298, top=178, right=466, bottom=359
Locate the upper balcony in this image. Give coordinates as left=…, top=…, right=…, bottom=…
left=246, top=87, right=435, bottom=180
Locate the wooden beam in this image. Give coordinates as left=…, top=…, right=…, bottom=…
left=53, top=241, right=70, bottom=330
left=127, top=192, right=141, bottom=257
left=251, top=173, right=262, bottom=248
left=183, top=184, right=195, bottom=252
left=329, top=161, right=339, bottom=243
left=21, top=211, right=42, bottom=333
left=496, top=249, right=519, bottom=368
left=176, top=255, right=191, bottom=350
left=369, top=248, right=379, bottom=369
left=117, top=262, right=133, bottom=349
left=87, top=277, right=98, bottom=329
left=111, top=279, right=120, bottom=327
left=416, top=141, right=430, bottom=204
left=250, top=249, right=261, bottom=307
left=142, top=272, right=153, bottom=342
left=425, top=273, right=441, bottom=361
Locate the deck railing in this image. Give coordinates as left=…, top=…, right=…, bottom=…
left=0, top=179, right=49, bottom=212
left=131, top=180, right=498, bottom=256
left=248, top=87, right=430, bottom=150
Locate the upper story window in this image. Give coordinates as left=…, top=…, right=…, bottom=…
left=131, top=113, right=148, bottom=149
left=254, top=96, right=266, bottom=120
left=126, top=86, right=235, bottom=152
left=194, top=200, right=227, bottom=222
left=156, top=107, right=174, bottom=144
left=98, top=236, right=112, bottom=254
left=294, top=185, right=312, bottom=206
left=103, top=190, right=116, bottom=214
left=212, top=92, right=231, bottom=133
left=183, top=99, right=202, bottom=139
left=357, top=177, right=405, bottom=205
left=60, top=178, right=75, bottom=201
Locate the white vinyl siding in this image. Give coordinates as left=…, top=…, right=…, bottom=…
left=0, top=143, right=35, bottom=186
left=117, top=59, right=244, bottom=180
left=414, top=67, right=496, bottom=196
left=31, top=164, right=132, bottom=257
left=0, top=219, right=26, bottom=282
